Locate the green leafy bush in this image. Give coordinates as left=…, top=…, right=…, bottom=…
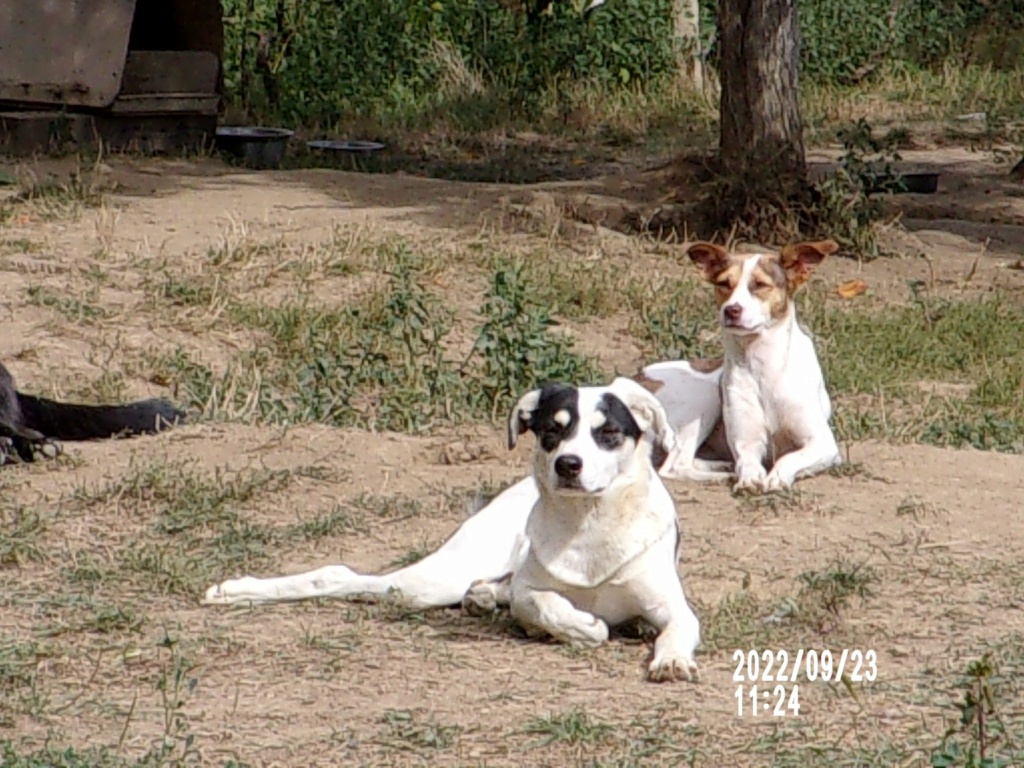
left=698, top=0, right=1023, bottom=89
left=221, top=0, right=675, bottom=127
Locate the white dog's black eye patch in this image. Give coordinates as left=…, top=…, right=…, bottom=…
left=530, top=383, right=580, bottom=452
left=526, top=385, right=644, bottom=453
left=594, top=393, right=642, bottom=449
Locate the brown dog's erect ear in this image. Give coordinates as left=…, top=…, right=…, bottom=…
left=779, top=240, right=839, bottom=292
left=685, top=242, right=731, bottom=280
left=507, top=389, right=542, bottom=450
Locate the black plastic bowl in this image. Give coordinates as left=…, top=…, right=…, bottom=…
left=215, top=126, right=294, bottom=169
left=896, top=172, right=940, bottom=194
left=867, top=171, right=940, bottom=195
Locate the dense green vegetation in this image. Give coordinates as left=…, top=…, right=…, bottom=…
left=221, top=0, right=1024, bottom=130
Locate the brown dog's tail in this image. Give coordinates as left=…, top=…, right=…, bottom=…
left=16, top=393, right=186, bottom=441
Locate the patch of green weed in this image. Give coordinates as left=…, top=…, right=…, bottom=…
left=148, top=246, right=606, bottom=433
left=808, top=292, right=1024, bottom=452
left=521, top=707, right=613, bottom=749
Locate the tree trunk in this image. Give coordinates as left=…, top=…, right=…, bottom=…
left=672, top=0, right=703, bottom=90
left=717, top=0, right=805, bottom=183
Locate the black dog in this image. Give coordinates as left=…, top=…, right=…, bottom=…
left=0, top=362, right=185, bottom=463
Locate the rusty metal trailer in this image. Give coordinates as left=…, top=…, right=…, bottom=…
left=0, top=0, right=224, bottom=154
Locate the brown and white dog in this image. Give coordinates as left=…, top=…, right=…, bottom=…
left=639, top=239, right=841, bottom=493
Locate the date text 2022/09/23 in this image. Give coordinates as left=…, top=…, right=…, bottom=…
left=733, top=649, right=878, bottom=718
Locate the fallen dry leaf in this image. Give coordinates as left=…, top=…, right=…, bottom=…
left=837, top=279, right=869, bottom=298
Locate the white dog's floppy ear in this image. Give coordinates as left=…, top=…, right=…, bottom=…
left=609, top=377, right=676, bottom=465
left=507, top=389, right=542, bottom=450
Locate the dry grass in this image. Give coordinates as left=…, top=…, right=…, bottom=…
left=803, top=62, right=1024, bottom=147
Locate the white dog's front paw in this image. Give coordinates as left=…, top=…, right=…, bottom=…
left=202, top=577, right=259, bottom=606
left=462, top=580, right=500, bottom=615
left=561, top=618, right=606, bottom=651
left=733, top=465, right=767, bottom=494
left=761, top=471, right=792, bottom=493
left=551, top=616, right=610, bottom=648
left=518, top=616, right=610, bottom=648
left=648, top=651, right=699, bottom=683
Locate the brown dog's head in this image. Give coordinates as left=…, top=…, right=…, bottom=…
left=685, top=240, right=837, bottom=335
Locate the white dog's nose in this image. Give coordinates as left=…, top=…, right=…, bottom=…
left=723, top=303, right=743, bottom=323
left=554, top=455, right=583, bottom=479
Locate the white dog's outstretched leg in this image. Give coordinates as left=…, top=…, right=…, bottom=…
left=634, top=536, right=700, bottom=682
left=509, top=554, right=610, bottom=647
left=727, top=403, right=771, bottom=493
left=511, top=588, right=610, bottom=647
left=731, top=442, right=769, bottom=492
left=202, top=477, right=538, bottom=610
left=647, top=604, right=701, bottom=682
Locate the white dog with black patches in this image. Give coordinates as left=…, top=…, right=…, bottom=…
left=204, top=377, right=701, bottom=682
left=637, top=239, right=842, bottom=493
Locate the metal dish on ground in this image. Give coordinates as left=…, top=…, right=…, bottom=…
left=215, top=126, right=294, bottom=169
left=307, top=139, right=385, bottom=153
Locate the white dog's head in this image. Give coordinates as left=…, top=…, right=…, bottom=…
left=507, top=377, right=675, bottom=496
left=686, top=240, right=838, bottom=335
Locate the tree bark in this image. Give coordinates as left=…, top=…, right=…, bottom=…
left=717, top=0, right=805, bottom=183
left=672, top=0, right=703, bottom=90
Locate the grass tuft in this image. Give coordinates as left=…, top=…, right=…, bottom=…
left=522, top=708, right=614, bottom=748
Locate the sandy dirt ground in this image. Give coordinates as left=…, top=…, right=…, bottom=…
left=1, top=149, right=1023, bottom=767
